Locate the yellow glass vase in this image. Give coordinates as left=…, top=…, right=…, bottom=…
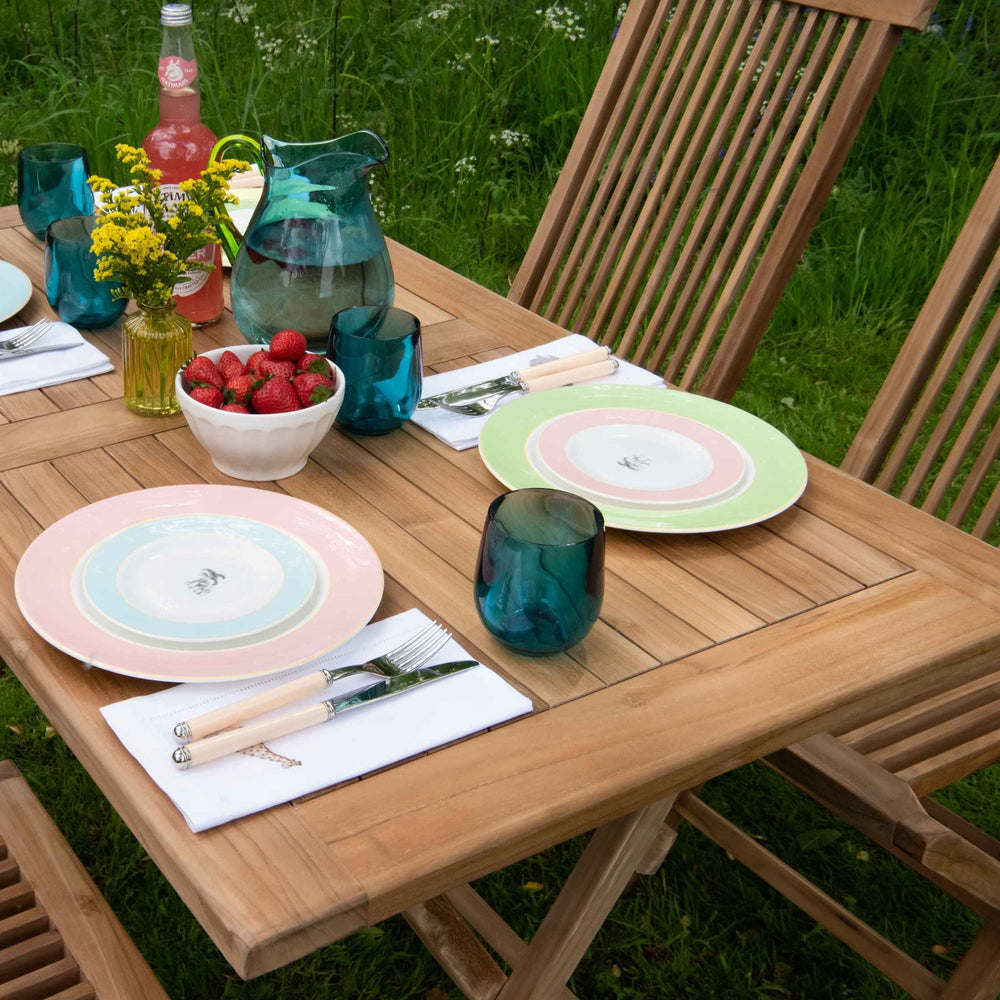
left=123, top=302, right=192, bottom=416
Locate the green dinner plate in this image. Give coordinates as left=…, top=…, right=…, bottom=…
left=479, top=384, right=808, bottom=532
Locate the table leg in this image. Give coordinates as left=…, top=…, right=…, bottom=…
left=493, top=793, right=679, bottom=1000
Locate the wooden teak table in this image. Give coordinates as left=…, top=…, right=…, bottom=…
left=2, top=204, right=1000, bottom=999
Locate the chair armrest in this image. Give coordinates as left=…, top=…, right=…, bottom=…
left=768, top=733, right=1000, bottom=911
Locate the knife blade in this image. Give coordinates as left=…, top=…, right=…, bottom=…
left=0, top=343, right=81, bottom=360
left=171, top=659, right=479, bottom=769
left=330, top=659, right=477, bottom=712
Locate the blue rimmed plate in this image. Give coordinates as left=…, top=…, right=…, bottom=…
left=78, top=514, right=317, bottom=644
left=0, top=262, right=32, bottom=323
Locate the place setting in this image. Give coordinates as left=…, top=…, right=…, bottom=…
left=13, top=482, right=534, bottom=831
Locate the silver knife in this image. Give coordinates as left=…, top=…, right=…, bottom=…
left=171, top=659, right=478, bottom=769
left=417, top=345, right=612, bottom=409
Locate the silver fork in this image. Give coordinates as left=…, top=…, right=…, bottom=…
left=0, top=319, right=55, bottom=353
left=173, top=620, right=452, bottom=743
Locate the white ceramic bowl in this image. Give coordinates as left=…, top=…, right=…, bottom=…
left=176, top=344, right=345, bottom=481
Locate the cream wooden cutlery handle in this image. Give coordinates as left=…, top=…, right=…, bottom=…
left=514, top=346, right=610, bottom=381
left=522, top=357, right=618, bottom=393
left=173, top=701, right=330, bottom=768
left=174, top=670, right=330, bottom=743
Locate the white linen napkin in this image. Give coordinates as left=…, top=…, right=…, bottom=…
left=101, top=609, right=534, bottom=832
left=412, top=334, right=667, bottom=450
left=0, top=322, right=113, bottom=396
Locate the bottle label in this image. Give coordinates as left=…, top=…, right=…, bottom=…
left=159, top=56, right=197, bottom=90
left=159, top=184, right=212, bottom=297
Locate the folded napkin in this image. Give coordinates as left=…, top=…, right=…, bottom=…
left=412, top=334, right=667, bottom=450
left=101, top=609, right=534, bottom=832
left=0, top=322, right=113, bottom=397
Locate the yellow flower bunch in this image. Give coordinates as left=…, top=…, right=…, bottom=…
left=89, top=144, right=248, bottom=308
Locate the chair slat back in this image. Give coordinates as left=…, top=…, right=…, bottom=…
left=510, top=0, right=932, bottom=400
left=842, top=155, right=1000, bottom=539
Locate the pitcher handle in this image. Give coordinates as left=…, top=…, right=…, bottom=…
left=209, top=134, right=263, bottom=264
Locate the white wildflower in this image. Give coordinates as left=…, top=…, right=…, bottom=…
left=295, top=30, right=318, bottom=55
left=253, top=26, right=282, bottom=72
left=535, top=4, right=585, bottom=41
left=615, top=2, right=627, bottom=21
left=475, top=34, right=500, bottom=46
left=223, top=1, right=256, bottom=24
left=926, top=21, right=944, bottom=35
left=454, top=155, right=477, bottom=181
left=489, top=128, right=530, bottom=149
left=448, top=52, right=473, bottom=71
left=427, top=2, right=456, bottom=20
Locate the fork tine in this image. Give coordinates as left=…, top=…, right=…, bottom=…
left=394, top=628, right=452, bottom=672
left=0, top=319, right=54, bottom=352
left=384, top=619, right=441, bottom=661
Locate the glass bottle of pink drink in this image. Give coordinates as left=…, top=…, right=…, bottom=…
left=142, top=3, right=222, bottom=326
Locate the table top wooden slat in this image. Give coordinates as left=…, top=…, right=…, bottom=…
left=2, top=208, right=1000, bottom=977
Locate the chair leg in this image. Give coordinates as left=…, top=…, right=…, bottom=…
left=937, top=920, right=1000, bottom=1000
left=494, top=793, right=679, bottom=1000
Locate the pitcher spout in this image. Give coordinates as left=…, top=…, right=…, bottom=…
left=335, top=130, right=390, bottom=173
left=261, top=130, right=389, bottom=176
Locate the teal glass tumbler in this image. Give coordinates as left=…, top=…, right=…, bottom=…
left=18, top=143, right=95, bottom=240
left=474, top=489, right=605, bottom=655
left=328, top=306, right=422, bottom=435
left=45, top=216, right=126, bottom=329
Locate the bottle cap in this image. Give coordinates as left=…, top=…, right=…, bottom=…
left=161, top=3, right=192, bottom=25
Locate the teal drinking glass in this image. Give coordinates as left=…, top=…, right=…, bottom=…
left=328, top=306, right=422, bottom=435
left=475, top=489, right=605, bottom=655
left=45, top=216, right=126, bottom=329
left=17, top=143, right=95, bottom=240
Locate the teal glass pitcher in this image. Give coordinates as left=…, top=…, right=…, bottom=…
left=210, top=131, right=394, bottom=351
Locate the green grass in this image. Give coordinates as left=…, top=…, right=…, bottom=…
left=3, top=0, right=1000, bottom=997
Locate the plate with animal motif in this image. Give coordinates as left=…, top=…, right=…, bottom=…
left=76, top=514, right=320, bottom=646
left=479, top=384, right=807, bottom=532
left=15, top=485, right=384, bottom=681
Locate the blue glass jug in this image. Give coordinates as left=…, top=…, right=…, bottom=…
left=210, top=132, right=394, bottom=351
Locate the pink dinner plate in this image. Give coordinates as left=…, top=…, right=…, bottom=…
left=14, top=485, right=384, bottom=683
left=529, top=407, right=751, bottom=509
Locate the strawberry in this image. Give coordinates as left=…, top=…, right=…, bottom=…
left=216, top=350, right=246, bottom=381
left=269, top=329, right=308, bottom=361
left=254, top=357, right=297, bottom=381
left=221, top=402, right=251, bottom=413
left=183, top=355, right=224, bottom=390
left=292, top=372, right=334, bottom=407
left=297, top=352, right=331, bottom=375
left=246, top=350, right=272, bottom=374
left=224, top=373, right=256, bottom=406
left=251, top=378, right=301, bottom=413
left=189, top=385, right=223, bottom=408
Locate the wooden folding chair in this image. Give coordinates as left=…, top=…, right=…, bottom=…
left=659, top=152, right=1000, bottom=1000
left=510, top=0, right=937, bottom=402
left=0, top=760, right=170, bottom=1000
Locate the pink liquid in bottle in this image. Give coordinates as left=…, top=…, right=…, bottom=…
left=142, top=5, right=222, bottom=326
